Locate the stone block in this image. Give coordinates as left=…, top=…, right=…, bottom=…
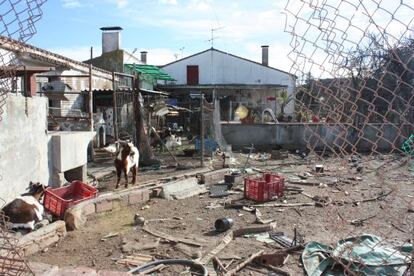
left=160, top=177, right=207, bottom=200
left=82, top=202, right=96, bottom=216
left=142, top=190, right=150, bottom=202
left=128, top=191, right=143, bottom=205
left=119, top=194, right=129, bottom=207
left=29, top=262, right=59, bottom=276
left=95, top=199, right=113, bottom=213
left=58, top=266, right=97, bottom=276
left=19, top=221, right=67, bottom=256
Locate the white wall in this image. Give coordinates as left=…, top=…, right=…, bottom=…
left=162, top=49, right=296, bottom=115
left=162, top=49, right=294, bottom=87
left=0, top=94, right=50, bottom=203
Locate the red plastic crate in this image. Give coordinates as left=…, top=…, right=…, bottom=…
left=244, top=173, right=285, bottom=202
left=43, top=181, right=98, bottom=218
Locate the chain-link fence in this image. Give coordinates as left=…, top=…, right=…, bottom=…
left=0, top=1, right=47, bottom=275
left=284, top=0, right=413, bottom=274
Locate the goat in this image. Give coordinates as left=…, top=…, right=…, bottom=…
left=165, top=135, right=182, bottom=151
left=114, top=142, right=139, bottom=189
left=1, top=182, right=46, bottom=231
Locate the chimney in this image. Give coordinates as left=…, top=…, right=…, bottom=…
left=140, top=51, right=147, bottom=64
left=261, top=45, right=269, bottom=66
left=100, top=26, right=123, bottom=54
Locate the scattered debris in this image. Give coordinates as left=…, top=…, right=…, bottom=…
left=121, top=238, right=160, bottom=253
left=214, top=218, right=234, bottom=233
left=129, top=259, right=208, bottom=275
left=302, top=235, right=412, bottom=276
left=100, top=232, right=119, bottom=241
left=254, top=252, right=288, bottom=267
left=315, top=164, right=324, bottom=173
left=254, top=208, right=275, bottom=224
left=173, top=243, right=202, bottom=259
left=225, top=250, right=264, bottom=276
left=209, top=184, right=230, bottom=198
left=117, top=254, right=153, bottom=267
left=142, top=226, right=203, bottom=247
left=200, top=231, right=233, bottom=265
left=233, top=223, right=276, bottom=238
left=134, top=214, right=146, bottom=226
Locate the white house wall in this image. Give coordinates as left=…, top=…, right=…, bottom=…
left=162, top=50, right=293, bottom=86
left=162, top=49, right=295, bottom=115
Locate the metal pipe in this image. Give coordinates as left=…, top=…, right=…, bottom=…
left=129, top=259, right=208, bottom=275
left=200, top=92, right=205, bottom=167
left=112, top=71, right=118, bottom=140
left=88, top=47, right=93, bottom=132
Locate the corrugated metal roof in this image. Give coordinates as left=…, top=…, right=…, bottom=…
left=125, top=64, right=175, bottom=81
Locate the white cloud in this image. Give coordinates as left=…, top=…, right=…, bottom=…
left=160, top=0, right=178, bottom=5
left=62, top=0, right=83, bottom=8
left=107, top=0, right=129, bottom=9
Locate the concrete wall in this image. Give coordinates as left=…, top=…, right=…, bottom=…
left=222, top=123, right=413, bottom=152
left=0, top=94, right=49, bottom=203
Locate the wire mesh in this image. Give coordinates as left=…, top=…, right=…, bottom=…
left=284, top=0, right=414, bottom=274
left=0, top=1, right=46, bottom=275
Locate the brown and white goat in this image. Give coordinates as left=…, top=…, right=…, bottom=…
left=114, top=142, right=139, bottom=189
left=1, top=182, right=46, bottom=230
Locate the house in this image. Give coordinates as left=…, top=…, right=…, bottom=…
left=85, top=27, right=173, bottom=143
left=159, top=46, right=296, bottom=123
left=0, top=35, right=114, bottom=199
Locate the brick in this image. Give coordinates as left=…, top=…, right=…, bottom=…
left=82, top=202, right=96, bottom=216
left=128, top=191, right=143, bottom=205
left=112, top=199, right=121, bottom=211
left=151, top=188, right=162, bottom=198
left=142, top=190, right=150, bottom=202
left=119, top=194, right=129, bottom=207
left=95, top=199, right=113, bottom=213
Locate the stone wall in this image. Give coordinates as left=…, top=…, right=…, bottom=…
left=222, top=123, right=414, bottom=152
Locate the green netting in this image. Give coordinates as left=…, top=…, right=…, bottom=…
left=125, top=64, right=175, bottom=81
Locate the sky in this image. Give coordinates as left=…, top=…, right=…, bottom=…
left=28, top=0, right=293, bottom=71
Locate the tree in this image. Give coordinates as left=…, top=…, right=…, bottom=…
left=277, top=90, right=293, bottom=115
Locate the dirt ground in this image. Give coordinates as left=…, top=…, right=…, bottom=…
left=29, top=152, right=414, bottom=275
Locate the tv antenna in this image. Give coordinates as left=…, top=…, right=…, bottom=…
left=207, top=26, right=225, bottom=48
left=179, top=47, right=185, bottom=58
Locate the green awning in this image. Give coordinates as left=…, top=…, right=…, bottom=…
left=125, top=64, right=175, bottom=81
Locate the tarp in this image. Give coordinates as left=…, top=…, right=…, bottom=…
left=302, top=234, right=412, bottom=276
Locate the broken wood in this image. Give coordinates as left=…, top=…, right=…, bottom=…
left=213, top=256, right=228, bottom=274
left=121, top=239, right=160, bottom=253
left=142, top=226, right=202, bottom=247
left=262, top=264, right=291, bottom=276
left=200, top=231, right=233, bottom=265
left=141, top=264, right=166, bottom=275
left=101, top=232, right=119, bottom=241
left=254, top=252, right=287, bottom=267
left=117, top=254, right=153, bottom=267
left=224, top=250, right=264, bottom=276
left=252, top=202, right=316, bottom=208
left=254, top=208, right=275, bottom=224
left=350, top=215, right=377, bottom=226
left=391, top=223, right=408, bottom=233
left=233, top=224, right=276, bottom=237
